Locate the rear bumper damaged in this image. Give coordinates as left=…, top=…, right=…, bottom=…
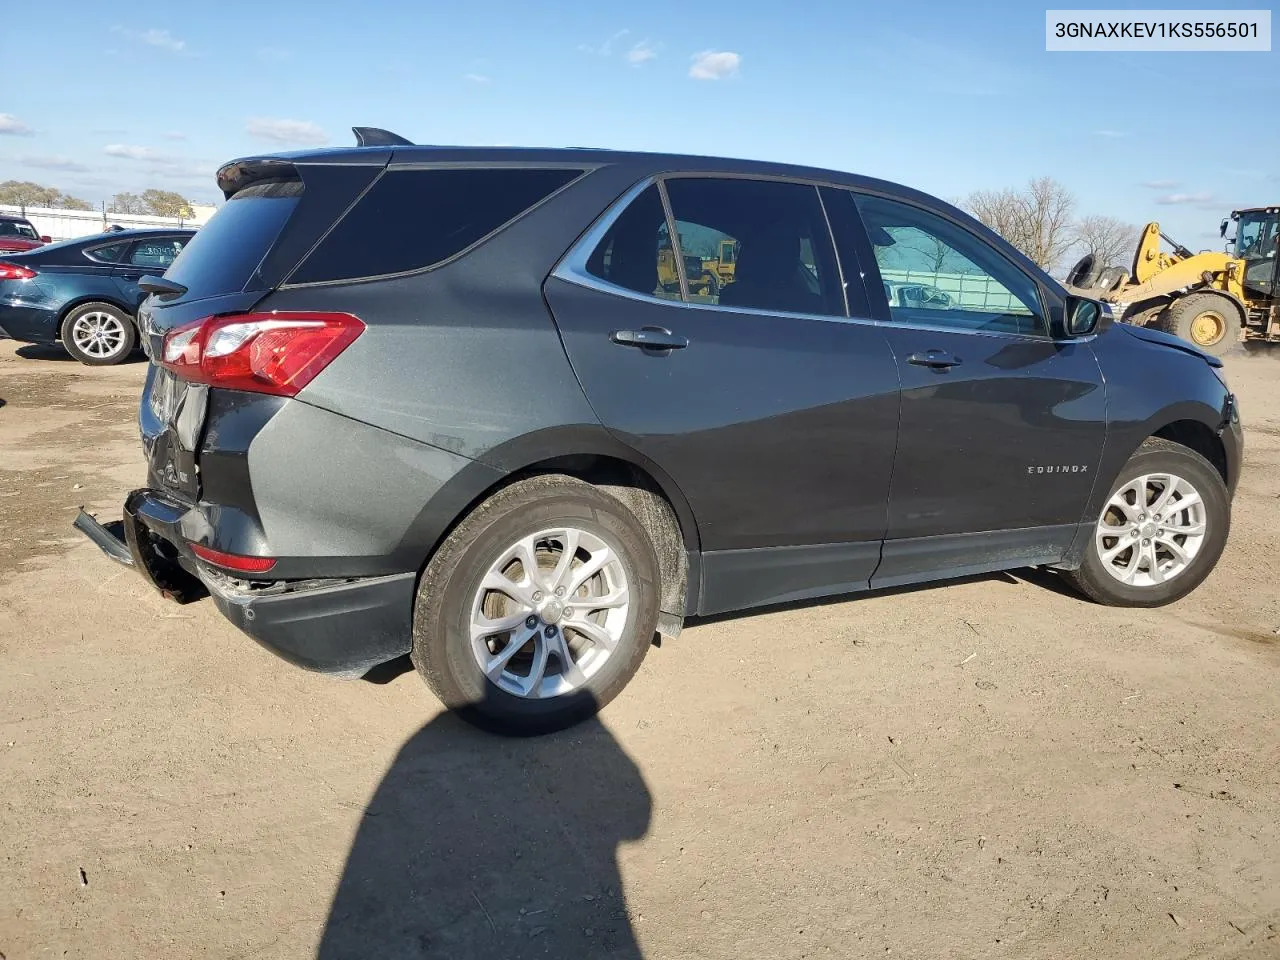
left=74, top=489, right=415, bottom=677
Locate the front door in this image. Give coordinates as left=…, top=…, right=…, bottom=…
left=839, top=190, right=1108, bottom=588
left=545, top=176, right=901, bottom=614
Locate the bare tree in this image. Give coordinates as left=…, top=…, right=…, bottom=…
left=963, top=177, right=1077, bottom=271
left=110, top=191, right=146, bottom=214
left=0, top=180, right=91, bottom=210
left=1071, top=215, right=1140, bottom=270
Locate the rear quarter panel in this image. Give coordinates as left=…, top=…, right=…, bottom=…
left=270, top=164, right=649, bottom=466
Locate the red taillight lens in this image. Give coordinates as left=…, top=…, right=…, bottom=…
left=0, top=261, right=36, bottom=280
left=189, top=542, right=277, bottom=573
left=160, top=312, right=363, bottom=397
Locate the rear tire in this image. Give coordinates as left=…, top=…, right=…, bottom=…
left=1156, top=293, right=1242, bottom=357
left=1062, top=438, right=1229, bottom=608
left=60, top=302, right=136, bottom=366
left=411, top=475, right=660, bottom=735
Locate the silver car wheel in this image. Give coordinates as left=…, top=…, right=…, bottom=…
left=1095, top=472, right=1207, bottom=587
left=70, top=311, right=127, bottom=359
left=469, top=527, right=630, bottom=699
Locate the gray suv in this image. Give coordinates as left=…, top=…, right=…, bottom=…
left=77, top=127, right=1242, bottom=734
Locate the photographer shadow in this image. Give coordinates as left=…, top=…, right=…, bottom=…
left=317, top=691, right=650, bottom=959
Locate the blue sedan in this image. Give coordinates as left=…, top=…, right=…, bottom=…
left=0, top=228, right=195, bottom=365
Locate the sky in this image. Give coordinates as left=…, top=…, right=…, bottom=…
left=2, top=0, right=1277, bottom=251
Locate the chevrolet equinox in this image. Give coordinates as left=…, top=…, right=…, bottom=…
left=76, top=127, right=1242, bottom=734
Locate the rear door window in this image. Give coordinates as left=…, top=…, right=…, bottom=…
left=129, top=237, right=188, bottom=270
left=584, top=177, right=846, bottom=318
left=288, top=167, right=582, bottom=285
left=584, top=184, right=681, bottom=301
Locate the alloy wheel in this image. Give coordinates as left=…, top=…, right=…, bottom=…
left=71, top=311, right=127, bottom=359
left=469, top=527, right=630, bottom=699
left=1094, top=472, right=1207, bottom=587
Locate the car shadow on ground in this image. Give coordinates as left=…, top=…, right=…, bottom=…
left=14, top=344, right=147, bottom=364
left=316, top=689, right=650, bottom=960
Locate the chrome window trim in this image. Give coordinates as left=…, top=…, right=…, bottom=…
left=550, top=176, right=1084, bottom=345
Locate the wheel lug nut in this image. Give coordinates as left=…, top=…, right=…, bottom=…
left=1142, top=539, right=1150, bottom=546
left=564, top=608, right=575, bottom=619
left=544, top=625, right=558, bottom=638
left=555, top=586, right=565, bottom=597
left=532, top=591, right=543, bottom=602
left=525, top=615, right=538, bottom=629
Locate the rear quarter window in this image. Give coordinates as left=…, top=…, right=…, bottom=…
left=286, top=167, right=582, bottom=285
left=84, top=241, right=130, bottom=264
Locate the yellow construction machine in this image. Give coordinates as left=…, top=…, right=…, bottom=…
left=657, top=240, right=720, bottom=299
left=1065, top=206, right=1279, bottom=356
left=702, top=238, right=738, bottom=289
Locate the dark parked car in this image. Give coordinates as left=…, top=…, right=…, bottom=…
left=0, top=228, right=194, bottom=364
left=76, top=131, right=1241, bottom=735
left=0, top=214, right=50, bottom=255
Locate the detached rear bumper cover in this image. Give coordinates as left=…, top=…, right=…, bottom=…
left=75, top=489, right=415, bottom=676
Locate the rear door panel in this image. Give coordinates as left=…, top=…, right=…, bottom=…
left=543, top=276, right=901, bottom=553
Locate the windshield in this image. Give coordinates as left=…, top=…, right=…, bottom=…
left=0, top=220, right=38, bottom=240
left=1236, top=211, right=1280, bottom=260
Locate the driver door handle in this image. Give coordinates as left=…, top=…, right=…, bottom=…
left=610, top=327, right=689, bottom=350
left=907, top=350, right=962, bottom=369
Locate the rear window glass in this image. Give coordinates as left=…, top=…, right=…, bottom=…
left=287, top=167, right=581, bottom=285
left=165, top=181, right=301, bottom=297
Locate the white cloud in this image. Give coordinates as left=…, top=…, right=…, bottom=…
left=1091, top=129, right=1127, bottom=139
left=18, top=155, right=89, bottom=172
left=163, top=131, right=187, bottom=141
left=580, top=29, right=630, bottom=57
left=0, top=113, right=33, bottom=136
left=463, top=72, right=492, bottom=84
left=245, top=117, right=329, bottom=146
left=689, top=50, right=740, bottom=80
left=110, top=25, right=186, bottom=53
left=1156, top=192, right=1215, bottom=205
left=627, top=40, right=658, bottom=64
left=1142, top=179, right=1181, bottom=189
left=104, top=143, right=161, bottom=161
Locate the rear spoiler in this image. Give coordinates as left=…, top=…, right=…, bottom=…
left=215, top=127, right=411, bottom=198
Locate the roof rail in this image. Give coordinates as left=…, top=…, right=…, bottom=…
left=352, top=126, right=414, bottom=147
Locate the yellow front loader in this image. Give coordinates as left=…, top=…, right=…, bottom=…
left=1066, top=207, right=1280, bottom=356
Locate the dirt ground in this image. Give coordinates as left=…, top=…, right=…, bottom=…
left=1, top=338, right=1279, bottom=960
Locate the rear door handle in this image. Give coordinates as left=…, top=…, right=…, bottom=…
left=610, top=327, right=689, bottom=350
left=906, top=350, right=962, bottom=369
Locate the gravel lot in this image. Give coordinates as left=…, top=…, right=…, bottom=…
left=2, top=339, right=1278, bottom=959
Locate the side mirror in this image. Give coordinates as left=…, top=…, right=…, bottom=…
left=40, top=235, right=51, bottom=243
left=1066, top=296, right=1101, bottom=337
left=1219, top=219, right=1229, bottom=238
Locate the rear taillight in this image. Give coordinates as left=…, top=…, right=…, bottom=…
left=189, top=542, right=277, bottom=573
left=160, top=311, right=363, bottom=397
left=0, top=262, right=36, bottom=280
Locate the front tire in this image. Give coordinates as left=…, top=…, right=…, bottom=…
left=1157, top=293, right=1242, bottom=357
left=60, top=302, right=136, bottom=366
left=1063, top=438, right=1229, bottom=608
left=412, top=475, right=660, bottom=735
